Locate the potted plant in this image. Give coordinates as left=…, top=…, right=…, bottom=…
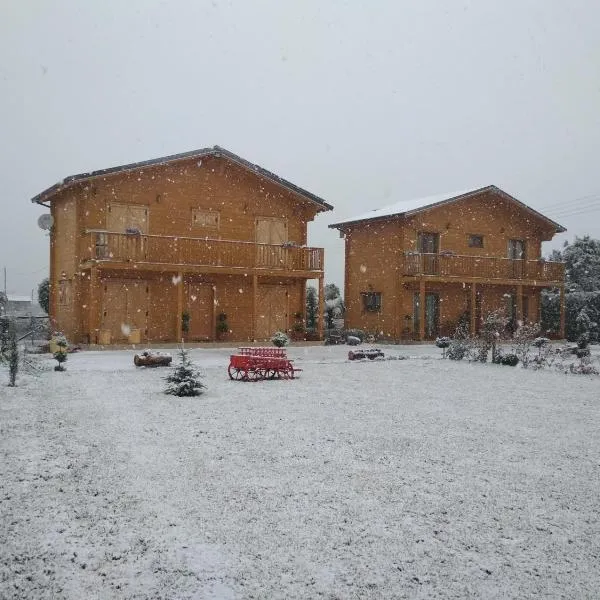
left=271, top=331, right=289, bottom=348
left=216, top=312, right=229, bottom=340
left=181, top=310, right=190, bottom=339
left=291, top=311, right=304, bottom=341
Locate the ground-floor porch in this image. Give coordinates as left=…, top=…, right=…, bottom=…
left=53, top=266, right=324, bottom=345
left=346, top=280, right=566, bottom=342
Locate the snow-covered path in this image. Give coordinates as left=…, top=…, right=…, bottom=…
left=1, top=345, right=599, bottom=599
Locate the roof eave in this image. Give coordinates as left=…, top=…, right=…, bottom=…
left=30, top=145, right=333, bottom=212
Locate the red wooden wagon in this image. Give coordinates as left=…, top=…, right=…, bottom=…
left=228, top=347, right=302, bottom=381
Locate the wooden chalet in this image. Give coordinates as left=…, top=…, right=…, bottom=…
left=32, top=146, right=332, bottom=344
left=329, top=186, right=566, bottom=341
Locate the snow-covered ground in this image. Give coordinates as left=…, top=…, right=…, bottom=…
left=1, top=344, right=599, bottom=599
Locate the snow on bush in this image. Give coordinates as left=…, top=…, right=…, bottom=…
left=271, top=331, right=289, bottom=347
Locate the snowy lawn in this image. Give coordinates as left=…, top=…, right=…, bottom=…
left=1, top=344, right=599, bottom=599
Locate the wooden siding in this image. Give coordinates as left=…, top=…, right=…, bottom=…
left=341, top=189, right=565, bottom=340
left=46, top=153, right=326, bottom=343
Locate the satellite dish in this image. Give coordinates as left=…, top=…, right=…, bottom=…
left=37, top=214, right=54, bottom=230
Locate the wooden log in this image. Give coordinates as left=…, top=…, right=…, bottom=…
left=134, top=351, right=173, bottom=367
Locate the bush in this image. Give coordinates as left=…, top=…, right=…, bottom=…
left=447, top=338, right=469, bottom=360
left=500, top=353, right=519, bottom=366
left=271, top=331, right=289, bottom=347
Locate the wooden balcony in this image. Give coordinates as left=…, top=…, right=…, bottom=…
left=83, top=230, right=324, bottom=275
left=403, top=253, right=564, bottom=284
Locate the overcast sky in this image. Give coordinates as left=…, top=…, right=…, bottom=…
left=1, top=0, right=599, bottom=297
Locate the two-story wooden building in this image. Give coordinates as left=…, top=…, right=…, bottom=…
left=330, top=186, right=566, bottom=341
left=32, top=146, right=332, bottom=344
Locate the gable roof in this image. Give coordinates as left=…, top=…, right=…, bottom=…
left=31, top=145, right=333, bottom=211
left=329, top=185, right=566, bottom=233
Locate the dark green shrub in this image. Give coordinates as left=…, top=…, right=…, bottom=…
left=500, top=354, right=519, bottom=366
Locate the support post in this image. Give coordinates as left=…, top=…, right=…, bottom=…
left=318, top=276, right=324, bottom=341
left=419, top=279, right=426, bottom=341
left=88, top=266, right=99, bottom=344
left=470, top=282, right=477, bottom=336
left=176, top=271, right=183, bottom=342
left=252, top=274, right=258, bottom=341
left=559, top=285, right=566, bottom=339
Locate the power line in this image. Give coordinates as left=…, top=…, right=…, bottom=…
left=537, top=192, right=600, bottom=213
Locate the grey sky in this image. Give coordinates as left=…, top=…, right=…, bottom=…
left=1, top=0, right=599, bottom=297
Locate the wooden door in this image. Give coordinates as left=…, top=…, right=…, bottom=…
left=101, top=280, right=148, bottom=342
left=425, top=293, right=440, bottom=338
left=107, top=203, right=148, bottom=261
left=508, top=239, right=525, bottom=278
left=107, top=203, right=148, bottom=233
left=255, top=285, right=288, bottom=340
left=418, top=232, right=440, bottom=275
left=102, top=281, right=127, bottom=341
left=256, top=218, right=288, bottom=269
left=185, top=282, right=214, bottom=341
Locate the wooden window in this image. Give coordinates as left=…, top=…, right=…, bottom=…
left=468, top=234, right=484, bottom=248
left=192, top=209, right=219, bottom=229
left=361, top=291, right=381, bottom=312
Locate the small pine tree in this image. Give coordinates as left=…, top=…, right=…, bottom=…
left=53, top=334, right=68, bottom=372
left=8, top=322, right=18, bottom=386
left=164, top=346, right=206, bottom=397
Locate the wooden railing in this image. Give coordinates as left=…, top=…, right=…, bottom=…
left=403, top=253, right=564, bottom=282
left=86, top=231, right=324, bottom=272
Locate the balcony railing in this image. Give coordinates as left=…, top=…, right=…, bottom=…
left=403, top=253, right=564, bottom=283
left=86, top=231, right=324, bottom=272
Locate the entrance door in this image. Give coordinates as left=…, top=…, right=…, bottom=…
left=185, top=282, right=214, bottom=341
left=425, top=293, right=440, bottom=338
left=418, top=232, right=440, bottom=275
left=256, top=218, right=288, bottom=269
left=101, top=280, right=148, bottom=342
left=255, top=285, right=288, bottom=340
left=412, top=291, right=440, bottom=339
left=508, top=239, right=525, bottom=278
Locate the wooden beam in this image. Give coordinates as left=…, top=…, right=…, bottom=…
left=419, top=279, right=426, bottom=341
left=176, top=271, right=183, bottom=342
left=318, top=276, right=324, bottom=340
left=88, top=266, right=99, bottom=344
left=470, top=282, right=477, bottom=335
left=252, top=274, right=258, bottom=341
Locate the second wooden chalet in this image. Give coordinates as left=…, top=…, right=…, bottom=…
left=329, top=186, right=566, bottom=341
left=32, top=146, right=332, bottom=344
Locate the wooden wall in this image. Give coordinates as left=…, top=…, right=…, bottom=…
left=342, top=190, right=556, bottom=339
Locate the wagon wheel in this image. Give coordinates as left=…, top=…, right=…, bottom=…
left=281, top=365, right=294, bottom=379
left=228, top=364, right=246, bottom=380
left=246, top=367, right=261, bottom=381
left=265, top=368, right=278, bottom=380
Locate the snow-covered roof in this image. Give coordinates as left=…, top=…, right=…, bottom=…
left=7, top=295, right=32, bottom=303
left=31, top=146, right=333, bottom=212
left=329, top=185, right=566, bottom=233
